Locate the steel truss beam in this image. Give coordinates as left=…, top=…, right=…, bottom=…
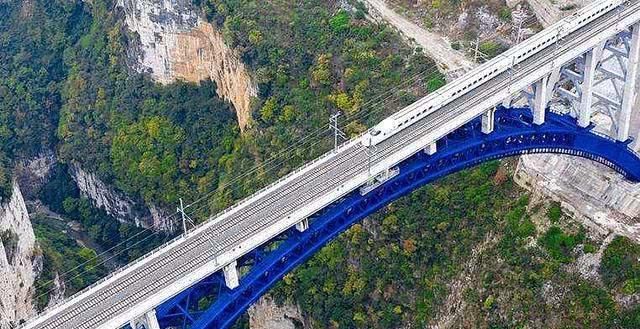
left=154, top=107, right=640, bottom=329
left=510, top=27, right=639, bottom=141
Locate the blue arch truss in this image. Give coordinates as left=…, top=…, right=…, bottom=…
left=154, top=107, right=640, bottom=329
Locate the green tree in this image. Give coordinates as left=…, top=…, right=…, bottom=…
left=601, top=236, right=640, bottom=290
left=111, top=116, right=185, bottom=203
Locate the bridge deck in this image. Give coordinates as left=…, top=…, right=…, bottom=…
left=24, top=3, right=640, bottom=328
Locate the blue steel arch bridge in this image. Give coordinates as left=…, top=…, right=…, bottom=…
left=21, top=1, right=640, bottom=329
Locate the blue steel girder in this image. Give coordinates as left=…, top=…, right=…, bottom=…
left=156, top=106, right=640, bottom=329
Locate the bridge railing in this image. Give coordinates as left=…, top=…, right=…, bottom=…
left=27, top=130, right=369, bottom=326
left=182, top=133, right=366, bottom=241
left=29, top=102, right=640, bottom=327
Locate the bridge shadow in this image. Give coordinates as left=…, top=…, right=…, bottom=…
left=152, top=106, right=640, bottom=329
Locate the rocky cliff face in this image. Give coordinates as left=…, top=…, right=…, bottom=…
left=248, top=295, right=304, bottom=329
left=70, top=163, right=174, bottom=231
left=14, top=152, right=56, bottom=200
left=0, top=182, right=37, bottom=329
left=515, top=0, right=640, bottom=242
left=118, top=0, right=257, bottom=131
left=516, top=157, right=640, bottom=241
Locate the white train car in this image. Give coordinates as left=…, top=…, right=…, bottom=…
left=362, top=0, right=625, bottom=147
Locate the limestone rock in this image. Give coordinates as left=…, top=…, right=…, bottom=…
left=515, top=156, right=640, bottom=241
left=45, top=273, right=66, bottom=308
left=118, top=0, right=257, bottom=132
left=248, top=295, right=304, bottom=329
left=0, top=182, right=36, bottom=329
left=70, top=163, right=174, bottom=231
left=14, top=152, right=56, bottom=200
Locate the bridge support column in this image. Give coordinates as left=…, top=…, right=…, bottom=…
left=617, top=23, right=640, bottom=142
left=223, top=260, right=240, bottom=289
left=424, top=142, right=437, bottom=155
left=501, top=94, right=513, bottom=108
left=533, top=75, right=549, bottom=125
left=295, top=218, right=309, bottom=232
left=145, top=310, right=160, bottom=329
left=481, top=109, right=496, bottom=134
left=578, top=48, right=599, bottom=128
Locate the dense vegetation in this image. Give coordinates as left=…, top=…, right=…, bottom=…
left=601, top=236, right=640, bottom=294
left=33, top=219, right=109, bottom=309
left=271, top=162, right=509, bottom=327
left=2, top=0, right=639, bottom=327
left=0, top=0, right=78, bottom=199
left=53, top=0, right=440, bottom=215
left=0, top=0, right=440, bottom=307
left=261, top=164, right=640, bottom=328
left=55, top=0, right=238, bottom=206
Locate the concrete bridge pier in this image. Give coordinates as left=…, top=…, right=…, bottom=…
left=482, top=108, right=496, bottom=134
left=502, top=25, right=640, bottom=139
left=128, top=310, right=160, bottom=329
left=617, top=23, right=640, bottom=142
left=533, top=75, right=550, bottom=125
left=577, top=45, right=602, bottom=127
left=223, top=261, right=240, bottom=289
left=424, top=142, right=437, bottom=155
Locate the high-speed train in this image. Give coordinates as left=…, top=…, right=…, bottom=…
left=362, top=0, right=627, bottom=147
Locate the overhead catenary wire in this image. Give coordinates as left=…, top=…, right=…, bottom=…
left=33, top=127, right=336, bottom=298
left=32, top=228, right=177, bottom=304
left=64, top=63, right=442, bottom=284
left=181, top=66, right=444, bottom=217
left=34, top=61, right=443, bottom=300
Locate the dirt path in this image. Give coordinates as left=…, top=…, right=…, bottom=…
left=360, top=0, right=474, bottom=74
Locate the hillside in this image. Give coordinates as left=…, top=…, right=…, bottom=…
left=0, top=0, right=441, bottom=323
left=0, top=0, right=638, bottom=328
left=254, top=162, right=640, bottom=328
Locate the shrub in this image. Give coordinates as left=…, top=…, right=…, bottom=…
left=601, top=236, right=640, bottom=290
left=547, top=202, right=562, bottom=223
left=498, top=7, right=512, bottom=22
left=539, top=226, right=583, bottom=262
